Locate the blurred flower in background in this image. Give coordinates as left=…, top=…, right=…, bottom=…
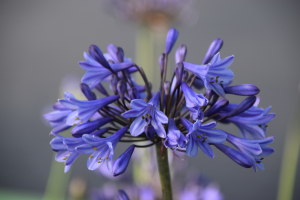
left=104, top=0, right=198, bottom=31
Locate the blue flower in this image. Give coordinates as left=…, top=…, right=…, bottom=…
left=219, top=104, right=275, bottom=139
left=59, top=92, right=119, bottom=126
left=50, top=128, right=108, bottom=173
left=183, top=53, right=234, bottom=98
left=225, top=132, right=275, bottom=171
left=79, top=45, right=134, bottom=89
left=117, top=190, right=130, bottom=200
left=122, top=92, right=168, bottom=138
left=76, top=126, right=129, bottom=171
left=164, top=118, right=187, bottom=150
left=181, top=81, right=208, bottom=121
left=181, top=118, right=227, bottom=158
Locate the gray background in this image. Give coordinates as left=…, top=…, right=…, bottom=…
left=1, top=0, right=300, bottom=199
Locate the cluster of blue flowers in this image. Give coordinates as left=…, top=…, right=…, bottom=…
left=44, top=28, right=275, bottom=175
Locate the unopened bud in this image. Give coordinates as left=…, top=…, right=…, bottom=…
left=165, top=28, right=179, bottom=54
left=227, top=96, right=256, bottom=118
left=128, top=87, right=140, bottom=100
left=175, top=62, right=184, bottom=86
left=144, top=126, right=155, bottom=142
left=116, top=47, right=124, bottom=63
left=80, top=83, right=96, bottom=100
left=164, top=81, right=171, bottom=96
left=202, top=38, right=223, bottom=64
left=89, top=45, right=111, bottom=69
left=182, top=70, right=189, bottom=82
left=175, top=44, right=187, bottom=63
left=110, top=74, right=118, bottom=94
left=117, top=81, right=127, bottom=101
left=159, top=53, right=165, bottom=74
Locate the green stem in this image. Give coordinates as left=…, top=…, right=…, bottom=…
left=156, top=143, right=173, bottom=200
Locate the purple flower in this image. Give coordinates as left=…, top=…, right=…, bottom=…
left=165, top=28, right=179, bottom=54
left=183, top=53, right=234, bottom=98
left=181, top=118, right=226, bottom=158
left=76, top=126, right=128, bottom=171
left=50, top=128, right=108, bottom=173
left=219, top=104, right=275, bottom=139
left=181, top=81, right=208, bottom=121
left=164, top=118, right=187, bottom=150
left=122, top=92, right=168, bottom=138
left=225, top=132, right=275, bottom=171
left=79, top=45, right=134, bottom=89
left=59, top=92, right=119, bottom=125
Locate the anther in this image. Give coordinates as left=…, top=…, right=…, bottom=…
left=210, top=81, right=214, bottom=84
left=211, top=77, right=214, bottom=80
left=216, top=79, right=218, bottom=83
left=203, top=133, right=206, bottom=136
left=197, top=135, right=201, bottom=139
left=260, top=157, right=264, bottom=160
left=105, top=157, right=108, bottom=160
left=63, top=157, right=68, bottom=160
left=98, top=157, right=101, bottom=160
left=258, top=125, right=262, bottom=127
left=97, top=161, right=101, bottom=163
left=93, top=147, right=97, bottom=150
left=74, top=117, right=79, bottom=120
left=89, top=155, right=93, bottom=158
left=142, top=116, right=145, bottom=119
left=265, top=125, right=268, bottom=128
left=256, top=161, right=261, bottom=163
left=73, top=123, right=76, bottom=126
left=216, top=76, right=219, bottom=78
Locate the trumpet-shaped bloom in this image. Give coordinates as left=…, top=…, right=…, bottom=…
left=122, top=92, right=168, bottom=138
left=59, top=92, right=119, bottom=126
left=181, top=81, right=208, bottom=120
left=219, top=104, right=275, bottom=139
left=183, top=53, right=234, bottom=98
left=181, top=118, right=226, bottom=158
left=225, top=132, right=275, bottom=171
left=79, top=46, right=134, bottom=89
left=164, top=118, right=187, bottom=150
left=76, top=126, right=128, bottom=171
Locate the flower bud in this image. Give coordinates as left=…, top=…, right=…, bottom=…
left=71, top=118, right=112, bottom=138
left=128, top=87, right=140, bottom=100
left=175, top=44, right=187, bottom=63
left=89, top=45, right=111, bottom=70
left=214, top=143, right=252, bottom=168
left=95, top=83, right=109, bottom=96
left=116, top=47, right=124, bottom=63
left=110, top=74, right=118, bottom=94
left=175, top=62, right=184, bottom=86
left=159, top=53, right=165, bottom=74
left=226, top=96, right=256, bottom=118
left=80, top=83, right=96, bottom=101
left=165, top=28, right=179, bottom=54
left=164, top=81, right=171, bottom=96
left=144, top=126, right=155, bottom=142
left=224, top=84, right=260, bottom=96
left=117, top=81, right=127, bottom=101
left=117, top=190, right=130, bottom=200
left=204, top=99, right=229, bottom=117
left=182, top=70, right=189, bottom=82
left=113, top=145, right=135, bottom=177
left=202, top=38, right=223, bottom=64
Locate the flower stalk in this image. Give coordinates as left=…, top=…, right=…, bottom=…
left=156, top=143, right=173, bottom=200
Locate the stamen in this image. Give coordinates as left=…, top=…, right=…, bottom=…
left=98, top=157, right=101, bottom=160
left=146, top=114, right=150, bottom=117
left=203, top=133, right=206, bottom=136
left=63, top=157, right=68, bottom=160
left=89, top=155, right=93, bottom=158
left=197, top=135, right=201, bottom=139
left=216, top=76, right=219, bottom=78
left=97, top=161, right=101, bottom=163
left=220, top=81, right=223, bottom=83
left=256, top=161, right=261, bottom=163
left=105, top=157, right=108, bottom=160
left=142, top=115, right=145, bottom=119
left=202, top=137, right=207, bottom=142
left=210, top=81, right=214, bottom=84
left=93, top=147, right=97, bottom=150
left=73, top=123, right=76, bottom=126
left=260, top=157, right=264, bottom=160
left=258, top=125, right=262, bottom=127
left=216, top=79, right=218, bottom=83
left=74, top=117, right=79, bottom=120
left=210, top=77, right=214, bottom=80
left=265, top=125, right=268, bottom=128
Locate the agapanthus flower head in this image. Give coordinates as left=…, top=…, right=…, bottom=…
left=44, top=28, right=275, bottom=180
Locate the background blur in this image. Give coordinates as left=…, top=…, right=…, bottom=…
left=1, top=0, right=300, bottom=199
